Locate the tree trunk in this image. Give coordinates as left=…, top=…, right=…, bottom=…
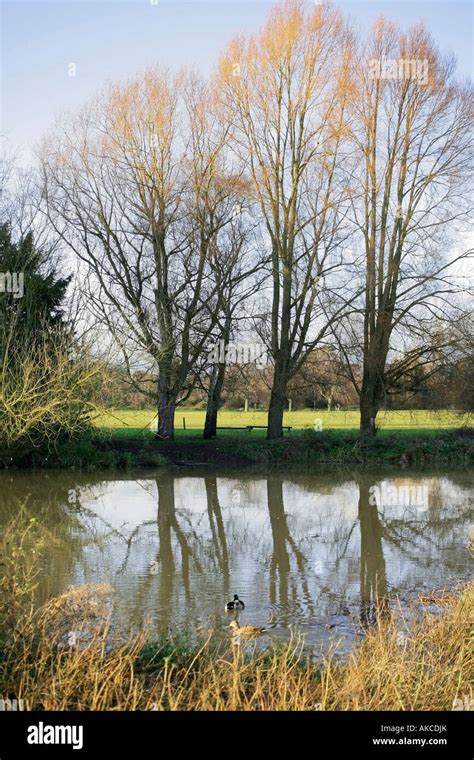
left=359, top=368, right=383, bottom=435
left=203, top=361, right=226, bottom=439
left=157, top=392, right=176, bottom=440
left=267, top=361, right=287, bottom=439
left=360, top=398, right=378, bottom=435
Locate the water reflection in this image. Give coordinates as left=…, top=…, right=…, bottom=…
left=358, top=479, right=389, bottom=627
left=0, top=469, right=472, bottom=650
left=267, top=476, right=312, bottom=611
left=204, top=476, right=230, bottom=596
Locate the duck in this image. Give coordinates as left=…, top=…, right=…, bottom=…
left=228, top=620, right=266, bottom=637
left=225, top=594, right=245, bottom=611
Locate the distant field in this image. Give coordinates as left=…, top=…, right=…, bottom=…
left=94, top=408, right=472, bottom=439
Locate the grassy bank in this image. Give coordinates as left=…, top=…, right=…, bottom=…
left=2, top=408, right=472, bottom=469
left=1, top=515, right=472, bottom=710
left=10, top=426, right=473, bottom=470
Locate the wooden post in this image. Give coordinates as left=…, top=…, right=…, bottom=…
left=183, top=417, right=186, bottom=430
left=244, top=398, right=248, bottom=413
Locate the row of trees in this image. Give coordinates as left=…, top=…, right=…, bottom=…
left=91, top=335, right=473, bottom=413
left=16, top=2, right=474, bottom=439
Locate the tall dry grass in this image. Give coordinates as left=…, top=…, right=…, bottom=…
left=1, top=512, right=472, bottom=711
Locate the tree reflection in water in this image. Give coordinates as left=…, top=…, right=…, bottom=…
left=1, top=469, right=471, bottom=647
left=267, top=476, right=313, bottom=614
left=204, top=476, right=230, bottom=598
left=358, top=479, right=389, bottom=628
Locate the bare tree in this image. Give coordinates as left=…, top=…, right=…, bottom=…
left=217, top=0, right=356, bottom=438
left=337, top=18, right=473, bottom=433
left=202, top=213, right=265, bottom=438
left=42, top=71, right=248, bottom=439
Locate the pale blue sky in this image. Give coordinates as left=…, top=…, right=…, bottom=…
left=1, top=0, right=473, bottom=163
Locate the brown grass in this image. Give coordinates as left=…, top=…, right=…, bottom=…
left=1, top=512, right=472, bottom=711
left=36, top=584, right=114, bottom=646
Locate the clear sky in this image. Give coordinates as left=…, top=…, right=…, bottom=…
left=1, top=0, right=473, bottom=163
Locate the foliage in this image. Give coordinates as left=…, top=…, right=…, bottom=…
left=0, top=225, right=102, bottom=462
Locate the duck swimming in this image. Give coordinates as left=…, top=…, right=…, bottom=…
left=228, top=620, right=266, bottom=637
left=226, top=594, right=245, bottom=611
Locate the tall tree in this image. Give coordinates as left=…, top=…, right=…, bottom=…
left=338, top=18, right=473, bottom=433
left=42, top=71, right=247, bottom=439
left=217, top=0, right=355, bottom=438
left=202, top=214, right=264, bottom=438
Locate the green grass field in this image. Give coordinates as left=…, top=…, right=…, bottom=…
left=95, top=408, right=473, bottom=439
left=19, top=408, right=471, bottom=469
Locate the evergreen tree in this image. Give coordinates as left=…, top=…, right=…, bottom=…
left=0, top=223, right=71, bottom=352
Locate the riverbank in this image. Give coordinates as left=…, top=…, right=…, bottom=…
left=1, top=572, right=472, bottom=710
left=5, top=426, right=473, bottom=470
left=1, top=477, right=472, bottom=712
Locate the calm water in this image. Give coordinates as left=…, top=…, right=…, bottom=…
left=1, top=468, right=472, bottom=652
